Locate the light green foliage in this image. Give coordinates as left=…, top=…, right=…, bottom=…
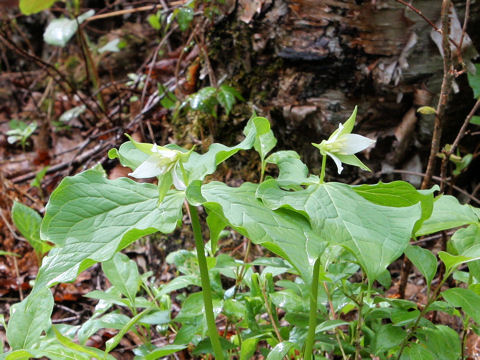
left=19, top=0, right=56, bottom=15
left=183, top=84, right=244, bottom=117
left=5, top=110, right=480, bottom=359
left=43, top=10, right=95, bottom=47
left=6, top=120, right=37, bottom=149
left=6, top=288, right=53, bottom=350
left=11, top=201, right=51, bottom=258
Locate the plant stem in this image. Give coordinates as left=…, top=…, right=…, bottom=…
left=185, top=202, right=225, bottom=360
left=319, top=155, right=327, bottom=184
left=304, top=257, right=320, bottom=360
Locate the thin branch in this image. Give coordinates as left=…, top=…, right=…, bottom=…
left=421, top=0, right=454, bottom=190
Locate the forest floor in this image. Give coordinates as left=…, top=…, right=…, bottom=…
left=1, top=1, right=480, bottom=359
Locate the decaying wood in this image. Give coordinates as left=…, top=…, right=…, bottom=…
left=210, top=0, right=479, bottom=177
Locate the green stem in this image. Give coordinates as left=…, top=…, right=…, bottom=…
left=319, top=155, right=327, bottom=184
left=186, top=202, right=225, bottom=360
left=304, top=257, right=320, bottom=360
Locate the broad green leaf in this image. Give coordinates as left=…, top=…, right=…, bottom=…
left=372, top=324, right=407, bottom=355
left=239, top=336, right=261, bottom=360
left=77, top=312, right=130, bottom=345
left=139, top=310, right=170, bottom=325
left=438, top=251, right=479, bottom=273
left=11, top=201, right=50, bottom=255
left=315, top=319, right=349, bottom=333
left=390, top=309, right=420, bottom=326
left=4, top=350, right=33, bottom=360
left=353, top=181, right=438, bottom=233
left=195, top=181, right=325, bottom=283
left=416, top=325, right=461, bottom=360
left=102, top=253, right=141, bottom=304
left=35, top=169, right=183, bottom=293
left=442, top=287, right=480, bottom=324
left=450, top=224, right=480, bottom=280
left=243, top=116, right=277, bottom=162
left=257, top=180, right=421, bottom=283
left=174, top=292, right=223, bottom=322
left=137, top=344, right=187, bottom=360
left=206, top=210, right=227, bottom=255
left=400, top=343, right=435, bottom=360
left=7, top=287, right=53, bottom=350
left=468, top=63, right=480, bottom=99
left=416, top=195, right=478, bottom=236
left=52, top=326, right=107, bottom=359
left=266, top=150, right=318, bottom=187
left=266, top=341, right=296, bottom=360
left=108, top=141, right=148, bottom=171
left=405, top=245, right=437, bottom=287
left=19, top=0, right=56, bottom=15
left=270, top=289, right=308, bottom=313
left=43, top=10, right=95, bottom=47
left=155, top=275, right=199, bottom=297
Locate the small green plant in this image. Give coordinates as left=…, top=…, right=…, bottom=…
left=6, top=120, right=37, bottom=150
left=2, top=108, right=480, bottom=359
left=11, top=202, right=52, bottom=263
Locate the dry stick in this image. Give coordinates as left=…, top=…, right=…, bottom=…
left=439, top=96, right=480, bottom=192
left=457, top=0, right=471, bottom=58
left=421, top=0, right=454, bottom=190
left=0, top=30, right=104, bottom=123
left=398, top=0, right=453, bottom=299
left=84, top=1, right=185, bottom=22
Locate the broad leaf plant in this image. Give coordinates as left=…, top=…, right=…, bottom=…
left=4, top=108, right=480, bottom=360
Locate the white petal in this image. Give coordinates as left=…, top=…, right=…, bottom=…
left=172, top=169, right=186, bottom=190
left=327, top=152, right=344, bottom=174
left=326, top=124, right=343, bottom=144
left=337, top=134, right=375, bottom=155
left=129, top=156, right=167, bottom=178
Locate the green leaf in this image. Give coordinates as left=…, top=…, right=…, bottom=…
left=442, top=287, right=480, bottom=324
left=405, top=245, right=437, bottom=287
left=102, top=253, right=141, bottom=304
left=270, top=290, right=308, bottom=313
left=353, top=181, right=438, bottom=234
left=196, top=181, right=325, bottom=283
left=217, top=87, right=236, bottom=115
left=19, top=0, right=56, bottom=15
left=11, top=201, right=50, bottom=255
left=400, top=343, right=435, bottom=360
left=450, top=224, right=480, bottom=280
left=266, top=341, right=296, bottom=360
left=77, top=312, right=130, bottom=345
left=315, top=319, right=349, bottom=333
left=108, top=141, right=148, bottom=172
left=43, top=10, right=95, bottom=47
left=266, top=151, right=318, bottom=188
left=34, top=169, right=183, bottom=293
left=470, top=115, right=480, bottom=125
left=7, top=287, right=54, bottom=350
left=136, top=344, right=187, bottom=360
left=176, top=6, right=194, bottom=31
left=59, top=105, right=86, bottom=122
left=372, top=324, right=407, bottom=355
left=183, top=120, right=259, bottom=182
left=417, top=106, right=437, bottom=115
left=174, top=292, right=223, bottom=322
left=257, top=180, right=421, bottom=283
left=105, top=308, right=153, bottom=353
left=239, top=336, right=261, bottom=360
left=158, top=84, right=177, bottom=109
left=52, top=325, right=106, bottom=359
left=417, top=195, right=478, bottom=236
left=468, top=63, right=480, bottom=99
left=438, top=252, right=474, bottom=273
left=188, top=87, right=217, bottom=116
left=243, top=116, right=277, bottom=162
left=416, top=325, right=461, bottom=360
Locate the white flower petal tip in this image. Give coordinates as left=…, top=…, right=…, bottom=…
left=314, top=107, right=375, bottom=173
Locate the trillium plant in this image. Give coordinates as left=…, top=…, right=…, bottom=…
left=4, top=108, right=480, bottom=360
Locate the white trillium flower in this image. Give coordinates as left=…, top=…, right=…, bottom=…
left=129, top=145, right=179, bottom=179
left=313, top=106, right=376, bottom=174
